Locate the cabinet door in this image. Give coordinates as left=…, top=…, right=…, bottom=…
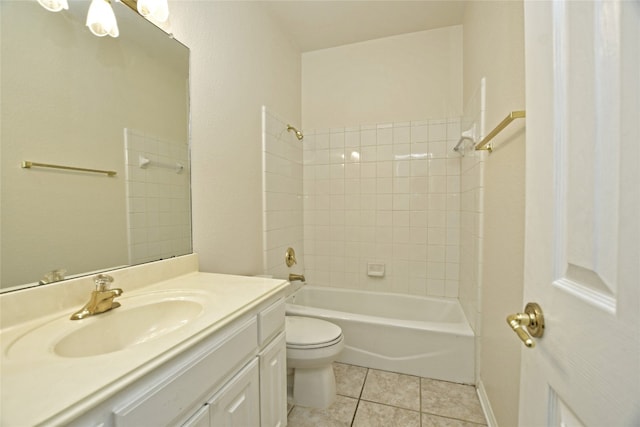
left=209, top=359, right=260, bottom=427
left=259, top=332, right=287, bottom=427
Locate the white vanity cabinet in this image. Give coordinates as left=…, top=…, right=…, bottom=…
left=182, top=298, right=287, bottom=427
left=257, top=295, right=288, bottom=427
left=258, top=332, right=287, bottom=427
left=65, top=297, right=287, bottom=427
left=199, top=358, right=260, bottom=426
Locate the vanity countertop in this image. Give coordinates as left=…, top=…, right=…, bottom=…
left=0, top=269, right=289, bottom=426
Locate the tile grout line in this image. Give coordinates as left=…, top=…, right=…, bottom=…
left=358, top=397, right=422, bottom=414
left=421, top=409, right=488, bottom=426
left=349, top=367, right=369, bottom=427
left=288, top=363, right=488, bottom=427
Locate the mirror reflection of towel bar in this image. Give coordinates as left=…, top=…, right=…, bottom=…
left=21, top=161, right=116, bottom=176
left=138, top=155, right=184, bottom=173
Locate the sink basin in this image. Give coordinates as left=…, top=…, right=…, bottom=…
left=6, top=291, right=209, bottom=359
left=55, top=299, right=202, bottom=358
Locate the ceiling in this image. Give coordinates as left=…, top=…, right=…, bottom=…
left=264, top=1, right=467, bottom=52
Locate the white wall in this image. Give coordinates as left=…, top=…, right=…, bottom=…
left=302, top=27, right=463, bottom=129
left=462, top=2, right=526, bottom=426
left=169, top=1, right=301, bottom=275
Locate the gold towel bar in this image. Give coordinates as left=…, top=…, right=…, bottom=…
left=475, top=110, right=526, bottom=152
left=21, top=161, right=117, bottom=176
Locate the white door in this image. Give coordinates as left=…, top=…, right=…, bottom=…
left=521, top=1, right=639, bottom=426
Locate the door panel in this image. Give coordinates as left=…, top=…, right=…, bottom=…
left=522, top=1, right=639, bottom=425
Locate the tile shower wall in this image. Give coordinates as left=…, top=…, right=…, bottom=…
left=262, top=107, right=305, bottom=279
left=302, top=119, right=461, bottom=297
left=124, top=128, right=191, bottom=265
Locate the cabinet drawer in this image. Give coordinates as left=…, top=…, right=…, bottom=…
left=114, top=317, right=258, bottom=427
left=258, top=298, right=285, bottom=347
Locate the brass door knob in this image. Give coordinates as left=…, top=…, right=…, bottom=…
left=506, top=302, right=544, bottom=348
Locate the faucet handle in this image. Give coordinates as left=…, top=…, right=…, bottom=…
left=94, top=274, right=114, bottom=291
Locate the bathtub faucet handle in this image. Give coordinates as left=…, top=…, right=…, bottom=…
left=285, top=247, right=297, bottom=267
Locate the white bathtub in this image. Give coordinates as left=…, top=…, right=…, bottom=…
left=285, top=285, right=475, bottom=384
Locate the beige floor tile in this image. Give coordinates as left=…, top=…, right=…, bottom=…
left=422, top=413, right=487, bottom=427
left=352, top=401, right=421, bottom=427
left=421, top=379, right=486, bottom=425
left=287, top=395, right=358, bottom=427
left=334, top=363, right=368, bottom=398
left=361, top=369, right=421, bottom=411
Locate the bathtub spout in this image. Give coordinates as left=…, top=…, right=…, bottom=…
left=288, top=273, right=306, bottom=282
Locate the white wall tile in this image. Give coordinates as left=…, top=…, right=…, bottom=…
left=376, top=125, right=393, bottom=145
left=261, top=108, right=304, bottom=277
left=394, top=160, right=411, bottom=177
left=428, top=120, right=447, bottom=141
left=393, top=177, right=411, bottom=194
left=376, top=161, right=393, bottom=177
left=316, top=132, right=330, bottom=149
left=330, top=131, right=345, bottom=148
left=345, top=131, right=360, bottom=147
left=361, top=129, right=377, bottom=146
left=301, top=115, right=461, bottom=297
left=393, top=125, right=411, bottom=144
left=411, top=122, right=429, bottom=142
left=393, top=143, right=411, bottom=159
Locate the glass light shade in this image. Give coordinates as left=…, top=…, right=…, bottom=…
left=137, top=0, right=169, bottom=23
left=86, top=0, right=119, bottom=38
left=37, top=0, right=69, bottom=12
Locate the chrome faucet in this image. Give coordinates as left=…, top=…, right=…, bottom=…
left=70, top=274, right=123, bottom=320
left=288, top=273, right=306, bottom=283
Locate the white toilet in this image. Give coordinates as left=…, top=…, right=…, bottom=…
left=285, top=316, right=344, bottom=408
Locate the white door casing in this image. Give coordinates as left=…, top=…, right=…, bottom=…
left=522, top=0, right=639, bottom=426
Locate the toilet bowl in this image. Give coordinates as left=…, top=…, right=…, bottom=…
left=286, top=316, right=344, bottom=408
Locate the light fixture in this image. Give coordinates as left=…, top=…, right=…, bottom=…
left=86, top=0, right=119, bottom=38
left=36, top=0, right=171, bottom=38
left=37, top=0, right=69, bottom=12
left=136, top=0, right=169, bottom=23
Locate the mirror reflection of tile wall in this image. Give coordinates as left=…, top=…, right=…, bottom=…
left=124, top=129, right=191, bottom=265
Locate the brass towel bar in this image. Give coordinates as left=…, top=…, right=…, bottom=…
left=475, top=110, right=526, bottom=152
left=21, top=161, right=117, bottom=176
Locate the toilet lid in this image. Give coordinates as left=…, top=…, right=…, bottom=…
left=286, top=316, right=343, bottom=347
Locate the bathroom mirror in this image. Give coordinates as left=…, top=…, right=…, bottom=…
left=0, top=1, right=191, bottom=291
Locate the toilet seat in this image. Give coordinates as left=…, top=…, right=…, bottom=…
left=286, top=316, right=343, bottom=349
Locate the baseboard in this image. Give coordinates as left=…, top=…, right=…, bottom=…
left=476, top=379, right=498, bottom=427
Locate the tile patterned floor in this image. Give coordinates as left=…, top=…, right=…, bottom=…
left=287, top=363, right=487, bottom=427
